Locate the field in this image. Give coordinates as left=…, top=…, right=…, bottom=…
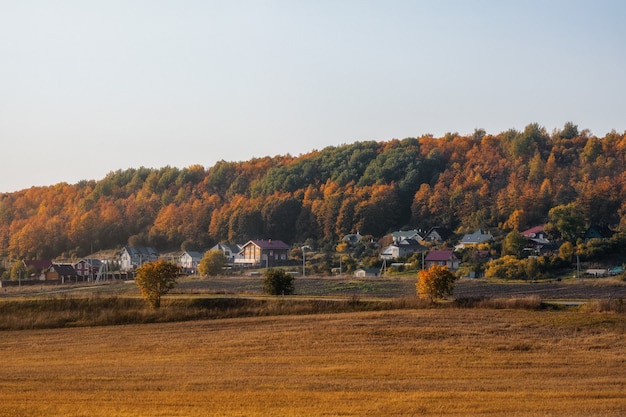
left=1, top=276, right=625, bottom=416
left=2, top=307, right=626, bottom=416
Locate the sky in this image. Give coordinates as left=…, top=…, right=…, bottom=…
left=1, top=0, right=625, bottom=193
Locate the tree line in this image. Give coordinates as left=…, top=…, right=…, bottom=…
left=1, top=122, right=625, bottom=260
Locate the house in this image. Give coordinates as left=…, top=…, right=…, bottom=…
left=180, top=251, right=203, bottom=273
left=380, top=238, right=426, bottom=260
left=43, top=263, right=78, bottom=283
left=391, top=229, right=425, bottom=244
left=235, top=239, right=290, bottom=267
left=521, top=225, right=553, bottom=255
left=424, top=250, right=460, bottom=270
left=424, top=226, right=454, bottom=244
left=455, top=229, right=493, bottom=250
left=120, top=246, right=160, bottom=271
left=354, top=268, right=380, bottom=277
left=582, top=225, right=615, bottom=242
left=74, top=258, right=103, bottom=280
left=521, top=225, right=547, bottom=240
left=342, top=232, right=363, bottom=245
left=23, top=259, right=52, bottom=278
left=210, top=243, right=242, bottom=265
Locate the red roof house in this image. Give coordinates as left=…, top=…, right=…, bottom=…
left=424, top=250, right=460, bottom=270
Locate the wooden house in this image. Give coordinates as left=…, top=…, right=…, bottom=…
left=236, top=239, right=290, bottom=267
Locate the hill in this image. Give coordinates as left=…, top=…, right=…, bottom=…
left=1, top=122, right=625, bottom=260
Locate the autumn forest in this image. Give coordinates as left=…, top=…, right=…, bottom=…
left=1, top=122, right=625, bottom=261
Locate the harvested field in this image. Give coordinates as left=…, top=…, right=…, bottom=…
left=1, top=309, right=625, bottom=416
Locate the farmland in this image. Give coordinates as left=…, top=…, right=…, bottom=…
left=2, top=308, right=625, bottom=416
left=1, top=276, right=626, bottom=416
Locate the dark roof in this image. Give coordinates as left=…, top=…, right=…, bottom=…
left=24, top=259, right=52, bottom=271
left=247, top=240, right=291, bottom=250
left=425, top=226, right=453, bottom=241
left=397, top=238, right=426, bottom=249
left=342, top=232, right=362, bottom=244
left=50, top=263, right=77, bottom=276
left=583, top=225, right=615, bottom=239
left=122, top=246, right=160, bottom=257
left=212, top=243, right=241, bottom=253
left=182, top=251, right=204, bottom=259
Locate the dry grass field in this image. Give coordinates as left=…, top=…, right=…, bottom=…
left=2, top=308, right=625, bottom=416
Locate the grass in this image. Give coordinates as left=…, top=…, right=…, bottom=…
left=0, top=294, right=431, bottom=331
left=1, top=308, right=625, bottom=416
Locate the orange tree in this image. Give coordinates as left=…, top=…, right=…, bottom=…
left=416, top=265, right=457, bottom=302
left=135, top=260, right=181, bottom=308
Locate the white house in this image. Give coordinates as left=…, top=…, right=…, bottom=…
left=210, top=243, right=242, bottom=265
left=380, top=238, right=426, bottom=260
left=391, top=230, right=425, bottom=244
left=180, top=251, right=203, bottom=273
left=120, top=246, right=160, bottom=271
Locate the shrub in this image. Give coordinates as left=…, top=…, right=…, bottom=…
left=416, top=265, right=457, bottom=301
left=263, top=269, right=295, bottom=295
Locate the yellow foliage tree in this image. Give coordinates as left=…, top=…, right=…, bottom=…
left=416, top=265, right=457, bottom=302
left=135, top=260, right=181, bottom=309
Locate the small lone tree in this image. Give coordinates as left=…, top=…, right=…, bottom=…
left=263, top=268, right=294, bottom=295
left=135, top=260, right=181, bottom=308
left=416, top=265, right=457, bottom=302
left=198, top=250, right=228, bottom=276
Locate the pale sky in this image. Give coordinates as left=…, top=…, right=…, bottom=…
left=1, top=1, right=625, bottom=193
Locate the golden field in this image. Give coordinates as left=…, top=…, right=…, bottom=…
left=1, top=307, right=625, bottom=416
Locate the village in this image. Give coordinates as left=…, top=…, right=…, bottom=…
left=1, top=221, right=621, bottom=289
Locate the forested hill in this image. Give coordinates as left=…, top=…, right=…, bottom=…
left=2, top=122, right=625, bottom=259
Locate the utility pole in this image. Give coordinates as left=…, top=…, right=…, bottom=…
left=301, top=245, right=310, bottom=277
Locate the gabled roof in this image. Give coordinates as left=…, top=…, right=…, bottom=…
left=211, top=243, right=241, bottom=253
left=181, top=250, right=204, bottom=259
left=243, top=239, right=290, bottom=250
left=521, top=225, right=545, bottom=238
left=24, top=259, right=52, bottom=271
left=342, top=232, right=362, bottom=244
left=396, top=238, right=426, bottom=249
left=49, top=263, right=77, bottom=276
left=392, top=230, right=424, bottom=241
left=121, top=246, right=160, bottom=257
left=425, top=250, right=457, bottom=262
left=583, top=225, right=615, bottom=240
left=425, top=226, right=453, bottom=241
left=76, top=258, right=102, bottom=267
left=460, top=229, right=493, bottom=244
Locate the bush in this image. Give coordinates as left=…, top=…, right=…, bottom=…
left=263, top=269, right=295, bottom=295
left=416, top=265, right=457, bottom=301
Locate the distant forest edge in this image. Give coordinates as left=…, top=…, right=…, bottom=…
left=2, top=122, right=626, bottom=259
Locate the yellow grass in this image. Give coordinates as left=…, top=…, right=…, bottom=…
left=1, top=309, right=625, bottom=416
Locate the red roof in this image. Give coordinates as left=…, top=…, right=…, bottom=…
left=425, top=250, right=456, bottom=261
left=521, top=225, right=545, bottom=238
